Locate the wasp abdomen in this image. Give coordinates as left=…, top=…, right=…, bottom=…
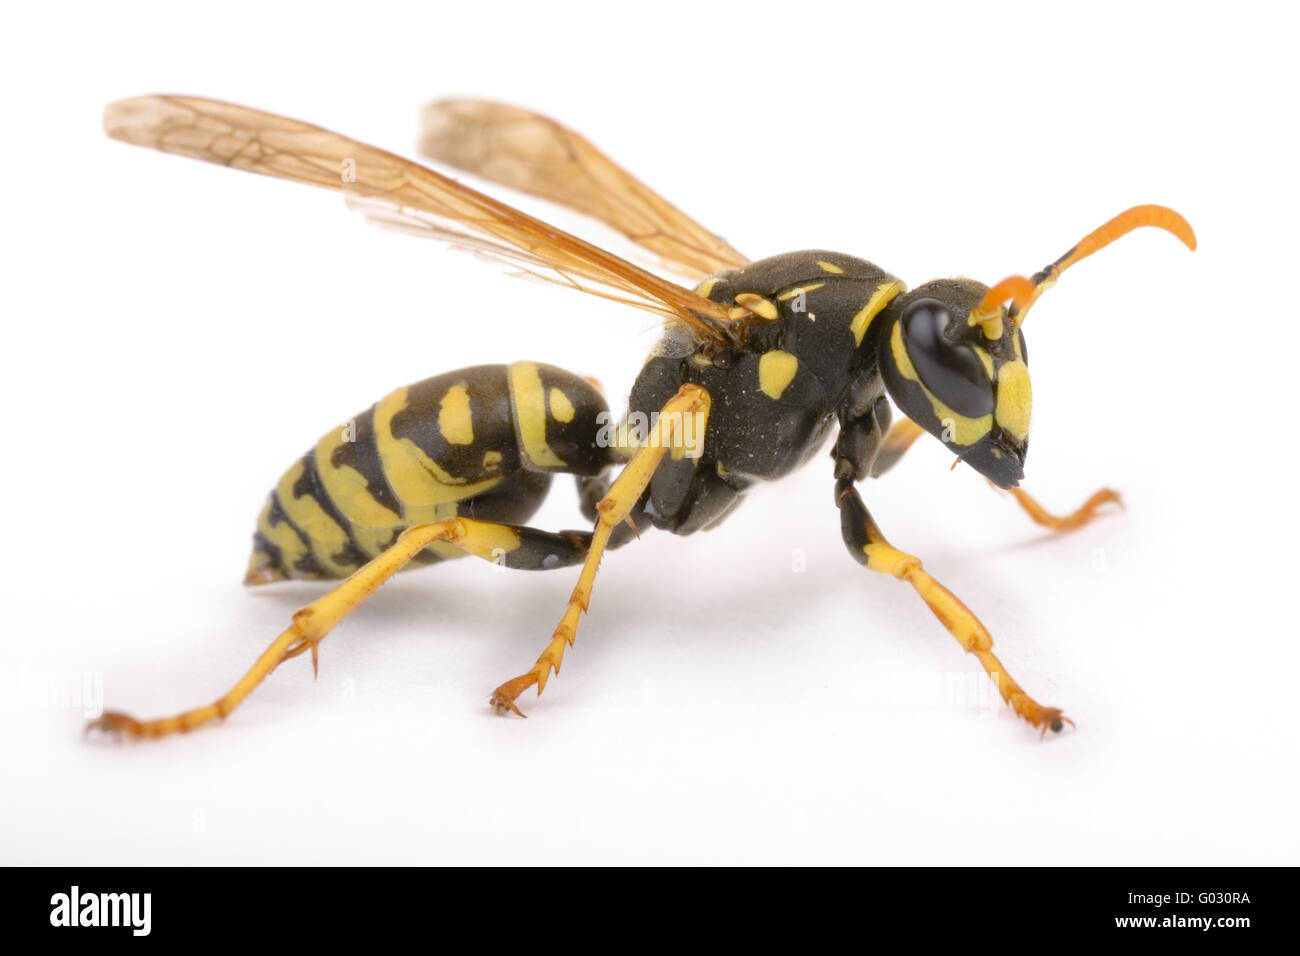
left=246, top=362, right=612, bottom=584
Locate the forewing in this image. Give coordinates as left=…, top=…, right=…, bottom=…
left=103, top=94, right=738, bottom=338
left=419, top=98, right=748, bottom=280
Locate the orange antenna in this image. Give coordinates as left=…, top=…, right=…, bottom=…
left=978, top=205, right=1197, bottom=332
left=969, top=275, right=1035, bottom=339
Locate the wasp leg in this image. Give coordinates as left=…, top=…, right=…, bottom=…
left=836, top=478, right=1071, bottom=736
left=489, top=383, right=712, bottom=716
left=89, top=517, right=599, bottom=740
left=1001, top=485, right=1123, bottom=532
left=874, top=419, right=1121, bottom=534
left=869, top=418, right=926, bottom=478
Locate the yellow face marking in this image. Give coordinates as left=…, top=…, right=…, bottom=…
left=374, top=386, right=501, bottom=524
left=314, top=426, right=403, bottom=557
left=850, top=279, right=906, bottom=347
left=508, top=362, right=566, bottom=468
left=734, top=292, right=779, bottom=321
left=437, top=384, right=474, bottom=446
left=778, top=282, right=825, bottom=301
left=694, top=277, right=721, bottom=298
left=995, top=359, right=1032, bottom=441
left=890, top=324, right=991, bottom=446
left=483, top=450, right=502, bottom=469
left=549, top=387, right=575, bottom=424
left=817, top=260, right=844, bottom=274
left=974, top=347, right=995, bottom=379
left=758, top=350, right=799, bottom=400
left=274, top=459, right=355, bottom=577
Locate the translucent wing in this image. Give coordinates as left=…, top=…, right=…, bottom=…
left=103, top=94, right=740, bottom=341
left=419, top=98, right=749, bottom=280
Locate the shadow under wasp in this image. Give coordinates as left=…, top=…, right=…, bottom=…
left=91, top=95, right=1195, bottom=739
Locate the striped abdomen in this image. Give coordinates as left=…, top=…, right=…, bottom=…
left=246, top=362, right=611, bottom=584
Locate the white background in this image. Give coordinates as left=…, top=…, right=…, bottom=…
left=2, top=1, right=1296, bottom=865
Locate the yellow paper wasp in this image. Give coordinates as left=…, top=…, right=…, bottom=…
left=92, top=95, right=1195, bottom=739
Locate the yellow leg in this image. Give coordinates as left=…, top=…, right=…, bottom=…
left=89, top=517, right=528, bottom=739
left=877, top=418, right=1121, bottom=535
left=489, top=383, right=711, bottom=715
left=869, top=418, right=926, bottom=477
left=837, top=479, right=1071, bottom=735
left=1004, top=485, right=1123, bottom=532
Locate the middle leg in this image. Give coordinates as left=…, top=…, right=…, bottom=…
left=489, top=383, right=711, bottom=715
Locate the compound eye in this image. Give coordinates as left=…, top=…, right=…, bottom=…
left=900, top=299, right=995, bottom=418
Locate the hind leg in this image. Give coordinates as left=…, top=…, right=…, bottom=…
left=89, top=516, right=615, bottom=739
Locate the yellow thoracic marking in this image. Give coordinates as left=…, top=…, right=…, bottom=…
left=275, top=459, right=355, bottom=577
left=374, top=385, right=501, bottom=524
left=734, top=292, right=779, bottom=320
left=996, top=359, right=1032, bottom=441
left=817, top=260, right=844, bottom=274
left=483, top=450, right=502, bottom=469
left=256, top=497, right=309, bottom=574
left=437, top=384, right=474, bottom=446
left=758, top=350, right=799, bottom=400
left=890, top=323, right=992, bottom=446
left=549, top=387, right=575, bottom=424
left=694, top=277, right=721, bottom=298
left=313, top=426, right=403, bottom=557
left=778, top=282, right=825, bottom=301
left=509, top=361, right=566, bottom=468
left=850, top=279, right=906, bottom=347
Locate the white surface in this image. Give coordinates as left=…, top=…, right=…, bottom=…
left=2, top=1, right=1296, bottom=865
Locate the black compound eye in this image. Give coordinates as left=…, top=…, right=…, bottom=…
left=900, top=299, right=995, bottom=418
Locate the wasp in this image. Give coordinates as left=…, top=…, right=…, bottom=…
left=92, top=95, right=1195, bottom=739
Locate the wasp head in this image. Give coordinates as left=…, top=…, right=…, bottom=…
left=878, top=279, right=1031, bottom=489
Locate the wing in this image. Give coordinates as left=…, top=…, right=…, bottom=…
left=418, top=98, right=748, bottom=281
left=103, top=94, right=741, bottom=343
